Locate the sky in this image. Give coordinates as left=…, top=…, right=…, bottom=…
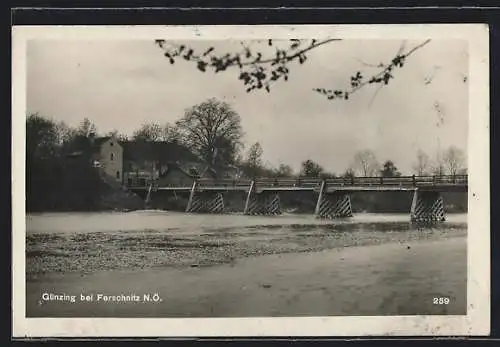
left=26, top=39, right=468, bottom=175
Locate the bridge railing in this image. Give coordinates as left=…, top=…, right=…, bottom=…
left=327, top=176, right=416, bottom=186
left=125, top=175, right=467, bottom=189
left=413, top=175, right=468, bottom=185
left=323, top=175, right=467, bottom=187
left=196, top=178, right=253, bottom=188
left=255, top=177, right=321, bottom=188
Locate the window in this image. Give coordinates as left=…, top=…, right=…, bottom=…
left=116, top=171, right=120, bottom=179
left=110, top=153, right=114, bottom=161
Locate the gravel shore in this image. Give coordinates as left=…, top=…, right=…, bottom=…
left=26, top=221, right=466, bottom=278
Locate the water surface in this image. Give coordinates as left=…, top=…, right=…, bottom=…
left=25, top=211, right=468, bottom=317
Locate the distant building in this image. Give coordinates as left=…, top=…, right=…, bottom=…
left=91, top=136, right=123, bottom=183
left=119, top=140, right=200, bottom=186
left=156, top=163, right=197, bottom=187
left=197, top=162, right=241, bottom=180
left=89, top=137, right=239, bottom=187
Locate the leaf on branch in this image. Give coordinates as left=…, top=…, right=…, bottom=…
left=382, top=72, right=393, bottom=85
left=155, top=39, right=165, bottom=48
left=235, top=55, right=243, bottom=68
left=274, top=50, right=281, bottom=63
left=197, top=61, right=208, bottom=72
left=238, top=72, right=249, bottom=80
left=183, top=49, right=194, bottom=60
left=203, top=47, right=214, bottom=56
left=290, top=39, right=301, bottom=49
left=392, top=55, right=406, bottom=68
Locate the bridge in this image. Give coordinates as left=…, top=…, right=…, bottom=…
left=128, top=175, right=468, bottom=223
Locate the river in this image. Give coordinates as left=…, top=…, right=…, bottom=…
left=25, top=211, right=468, bottom=317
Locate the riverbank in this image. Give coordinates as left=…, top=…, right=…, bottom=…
left=26, top=213, right=467, bottom=277
left=27, top=237, right=466, bottom=317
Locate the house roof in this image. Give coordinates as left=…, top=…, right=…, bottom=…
left=200, top=165, right=218, bottom=178
left=119, top=140, right=199, bottom=164
left=92, top=136, right=112, bottom=146
left=160, top=162, right=198, bottom=179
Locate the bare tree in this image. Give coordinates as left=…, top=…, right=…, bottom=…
left=244, top=142, right=264, bottom=178
left=431, top=151, right=445, bottom=176
left=155, top=39, right=431, bottom=100
left=106, top=129, right=128, bottom=142
left=132, top=122, right=163, bottom=141
left=55, top=121, right=78, bottom=146
left=274, top=164, right=294, bottom=178
left=342, top=167, right=356, bottom=179
left=412, top=149, right=431, bottom=176
left=353, top=150, right=380, bottom=176
left=442, top=146, right=466, bottom=176
left=163, top=123, right=182, bottom=143
left=78, top=118, right=97, bottom=138
left=175, top=98, right=243, bottom=174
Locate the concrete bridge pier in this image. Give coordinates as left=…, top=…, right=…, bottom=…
left=185, top=181, right=225, bottom=214
left=410, top=189, right=445, bottom=223
left=314, top=181, right=353, bottom=219
left=244, top=182, right=281, bottom=216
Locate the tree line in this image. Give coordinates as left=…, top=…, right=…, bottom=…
left=26, top=113, right=105, bottom=211
left=27, top=97, right=468, bottom=184
left=95, top=97, right=468, bottom=180
left=26, top=97, right=467, bottom=211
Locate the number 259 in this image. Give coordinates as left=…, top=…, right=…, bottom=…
left=433, top=297, right=450, bottom=305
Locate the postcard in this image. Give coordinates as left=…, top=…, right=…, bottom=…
left=12, top=23, right=490, bottom=337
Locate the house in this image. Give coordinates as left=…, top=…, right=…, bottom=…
left=90, top=136, right=240, bottom=187
left=156, top=162, right=198, bottom=187
left=119, top=140, right=201, bottom=186
left=203, top=164, right=243, bottom=180
left=91, top=136, right=123, bottom=183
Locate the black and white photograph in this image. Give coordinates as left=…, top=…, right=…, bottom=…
left=12, top=24, right=490, bottom=337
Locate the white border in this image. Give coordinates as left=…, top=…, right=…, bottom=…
left=12, top=24, right=490, bottom=337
